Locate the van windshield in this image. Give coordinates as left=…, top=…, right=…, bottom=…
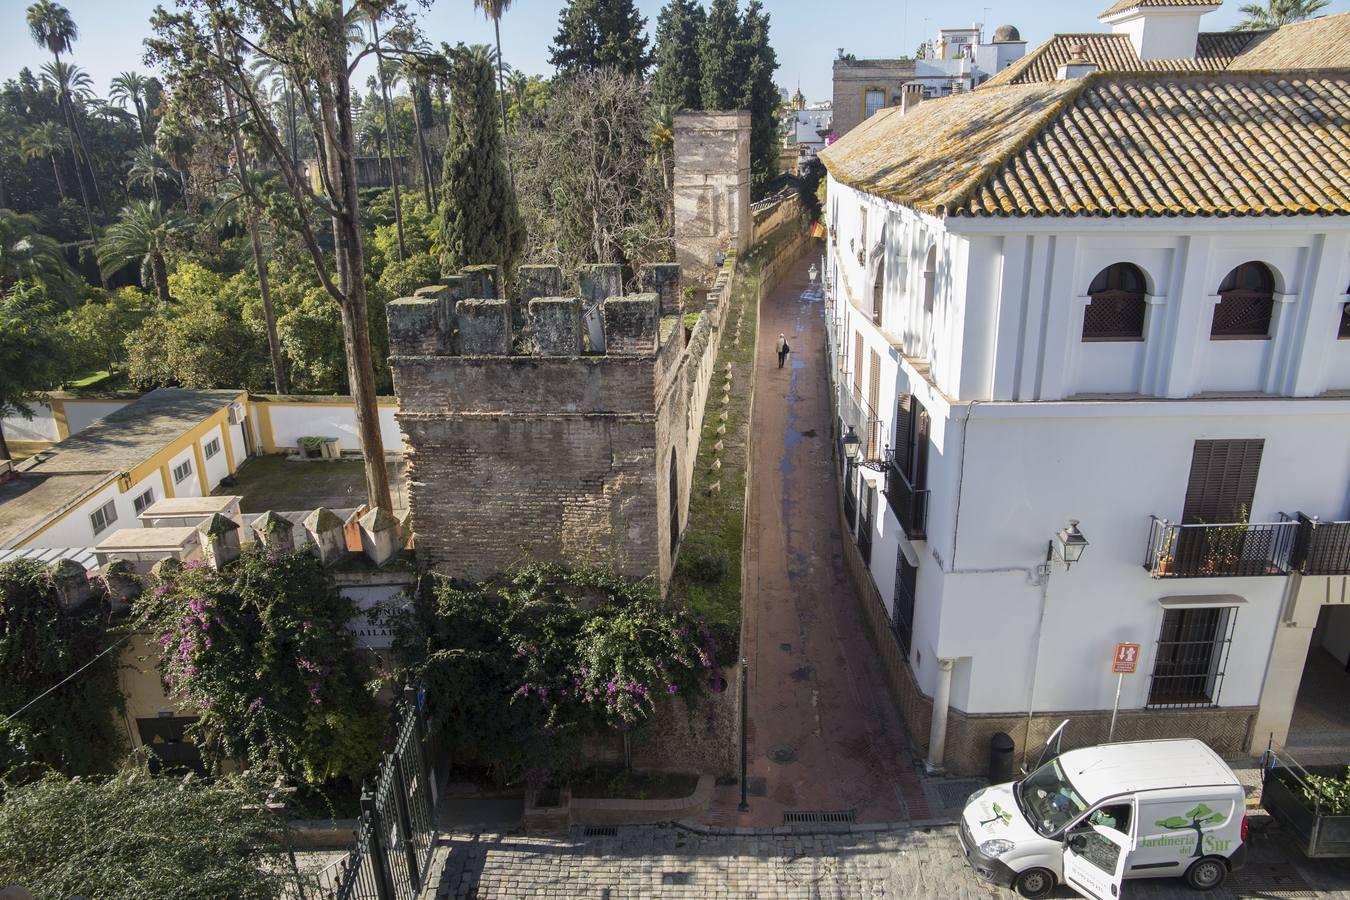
left=1016, top=759, right=1088, bottom=837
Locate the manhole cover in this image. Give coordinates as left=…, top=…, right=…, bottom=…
left=1229, top=864, right=1315, bottom=898
left=767, top=744, right=797, bottom=764
left=935, top=780, right=984, bottom=808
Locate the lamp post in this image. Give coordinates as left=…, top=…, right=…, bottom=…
left=842, top=426, right=861, bottom=464
left=1049, top=519, right=1089, bottom=569
left=738, top=657, right=750, bottom=813
left=1024, top=520, right=1089, bottom=769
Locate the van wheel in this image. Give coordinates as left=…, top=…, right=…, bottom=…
left=1184, top=856, right=1228, bottom=891
left=1013, top=868, right=1055, bottom=899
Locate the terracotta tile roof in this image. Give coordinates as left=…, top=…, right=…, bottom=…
left=818, top=72, right=1350, bottom=219
left=985, top=14, right=1350, bottom=87
left=1099, top=0, right=1218, bottom=18
left=984, top=32, right=1251, bottom=86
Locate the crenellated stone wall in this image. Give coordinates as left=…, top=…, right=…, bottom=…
left=388, top=260, right=735, bottom=587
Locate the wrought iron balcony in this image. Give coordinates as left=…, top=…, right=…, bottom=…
left=885, top=448, right=929, bottom=541
left=1144, top=515, right=1297, bottom=578
left=1285, top=512, right=1350, bottom=576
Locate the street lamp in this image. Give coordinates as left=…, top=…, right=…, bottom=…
left=842, top=427, right=861, bottom=463
left=1050, top=519, right=1089, bottom=569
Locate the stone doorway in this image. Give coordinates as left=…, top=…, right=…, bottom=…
left=1284, top=605, right=1350, bottom=764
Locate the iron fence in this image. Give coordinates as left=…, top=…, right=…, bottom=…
left=325, top=686, right=439, bottom=900
left=1286, top=512, right=1350, bottom=576
left=1143, top=516, right=1297, bottom=578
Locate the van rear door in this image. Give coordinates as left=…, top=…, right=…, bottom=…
left=1063, top=825, right=1131, bottom=899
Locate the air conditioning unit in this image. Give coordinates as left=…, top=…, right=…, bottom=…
left=227, top=403, right=246, bottom=426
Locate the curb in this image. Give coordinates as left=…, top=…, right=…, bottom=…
left=672, top=814, right=961, bottom=838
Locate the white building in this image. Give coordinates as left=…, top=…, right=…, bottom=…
left=817, top=4, right=1350, bottom=775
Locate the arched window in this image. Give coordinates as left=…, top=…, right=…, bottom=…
left=1212, top=262, right=1275, bottom=339
left=1083, top=262, right=1148, bottom=341
left=922, top=246, right=937, bottom=314
left=872, top=258, right=884, bottom=324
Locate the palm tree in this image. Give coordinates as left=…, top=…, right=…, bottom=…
left=356, top=2, right=407, bottom=260
left=21, top=121, right=69, bottom=201
left=1233, top=0, right=1329, bottom=28
left=97, top=200, right=189, bottom=306
left=27, top=1, right=102, bottom=276
left=251, top=57, right=301, bottom=172
left=0, top=209, right=74, bottom=298
left=472, top=0, right=514, bottom=149
left=126, top=144, right=172, bottom=205
left=109, top=71, right=153, bottom=143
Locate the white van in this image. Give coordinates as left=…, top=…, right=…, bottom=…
left=957, top=738, right=1247, bottom=899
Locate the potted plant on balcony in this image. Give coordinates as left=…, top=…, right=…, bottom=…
left=1201, top=505, right=1251, bottom=575
left=1155, top=552, right=1174, bottom=577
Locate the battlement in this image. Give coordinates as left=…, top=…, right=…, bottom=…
left=387, top=262, right=682, bottom=359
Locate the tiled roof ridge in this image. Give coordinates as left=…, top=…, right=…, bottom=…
left=1099, top=0, right=1218, bottom=19
left=935, top=79, right=1095, bottom=216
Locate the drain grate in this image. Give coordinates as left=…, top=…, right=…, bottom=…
left=660, top=872, right=690, bottom=885
left=1229, top=864, right=1315, bottom=898
left=783, top=809, right=855, bottom=825
left=582, top=825, right=617, bottom=837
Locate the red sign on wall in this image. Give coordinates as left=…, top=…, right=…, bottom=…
left=1112, top=642, right=1141, bottom=674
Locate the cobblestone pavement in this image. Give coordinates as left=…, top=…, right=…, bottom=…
left=422, top=821, right=1350, bottom=899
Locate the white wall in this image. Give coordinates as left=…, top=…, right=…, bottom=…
left=167, top=445, right=202, bottom=499
left=64, top=400, right=133, bottom=435
left=1, top=406, right=59, bottom=443
left=262, top=402, right=404, bottom=454
left=26, top=469, right=166, bottom=550
left=200, top=424, right=230, bottom=488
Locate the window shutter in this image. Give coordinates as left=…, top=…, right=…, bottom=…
left=853, top=333, right=864, bottom=397
left=914, top=400, right=930, bottom=490
left=1181, top=439, right=1263, bottom=524
left=867, top=350, right=882, bottom=457
left=894, top=394, right=913, bottom=475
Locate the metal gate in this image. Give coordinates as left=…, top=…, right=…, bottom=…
left=321, top=686, right=439, bottom=900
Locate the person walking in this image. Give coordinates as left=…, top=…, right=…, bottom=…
left=776, top=333, right=790, bottom=368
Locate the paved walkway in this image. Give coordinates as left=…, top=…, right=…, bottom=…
left=422, top=820, right=1350, bottom=899
left=705, top=252, right=928, bottom=828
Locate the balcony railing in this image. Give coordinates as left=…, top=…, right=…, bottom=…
left=1144, top=516, right=1297, bottom=578
left=884, top=448, right=929, bottom=541
left=1285, top=512, right=1350, bottom=576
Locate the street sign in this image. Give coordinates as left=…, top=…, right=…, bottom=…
left=1112, top=642, right=1141, bottom=675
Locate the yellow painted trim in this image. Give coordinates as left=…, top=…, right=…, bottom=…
left=191, top=438, right=209, bottom=496
left=124, top=392, right=246, bottom=489
left=50, top=398, right=70, bottom=440
left=220, top=421, right=236, bottom=473
left=256, top=403, right=277, bottom=454
left=160, top=463, right=175, bottom=499
left=4, top=439, right=54, bottom=454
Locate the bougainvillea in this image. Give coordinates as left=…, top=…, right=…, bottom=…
left=134, top=548, right=383, bottom=784
left=386, top=562, right=720, bottom=784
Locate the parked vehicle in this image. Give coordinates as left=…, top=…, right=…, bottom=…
left=1260, top=745, right=1350, bottom=858
left=958, top=737, right=1247, bottom=899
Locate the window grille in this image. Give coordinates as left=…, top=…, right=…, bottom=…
left=90, top=499, right=118, bottom=536
left=858, top=484, right=875, bottom=565
left=203, top=437, right=221, bottom=459
left=133, top=489, right=155, bottom=515
left=893, top=555, right=917, bottom=657
left=843, top=464, right=858, bottom=533
left=1211, top=262, right=1274, bottom=338
left=1083, top=293, right=1146, bottom=340
left=173, top=460, right=193, bottom=484
left=1147, top=606, right=1236, bottom=708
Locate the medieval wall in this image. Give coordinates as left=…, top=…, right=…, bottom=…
left=674, top=112, right=751, bottom=289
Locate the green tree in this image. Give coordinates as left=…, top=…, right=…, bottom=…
left=0, top=291, right=62, bottom=460
left=357, top=1, right=408, bottom=261
left=1233, top=0, right=1329, bottom=28
left=97, top=200, right=189, bottom=306
left=439, top=44, right=525, bottom=274
left=738, top=0, right=779, bottom=193
left=125, top=144, right=173, bottom=205
left=134, top=548, right=383, bottom=784
left=58, top=287, right=149, bottom=375
left=0, top=768, right=311, bottom=899
left=0, top=208, right=73, bottom=298
left=0, top=559, right=125, bottom=778
left=20, top=121, right=69, bottom=201
left=26, top=1, right=101, bottom=264
left=108, top=70, right=154, bottom=143
left=473, top=0, right=516, bottom=149
left=277, top=288, right=347, bottom=393
left=700, top=0, right=742, bottom=110
left=549, top=0, right=652, bottom=78
left=652, top=0, right=705, bottom=112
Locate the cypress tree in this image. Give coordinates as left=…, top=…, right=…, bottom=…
left=549, top=0, right=651, bottom=78
left=739, top=0, right=780, bottom=193
left=439, top=44, right=525, bottom=274
left=699, top=0, right=742, bottom=110
left=652, top=0, right=704, bottom=111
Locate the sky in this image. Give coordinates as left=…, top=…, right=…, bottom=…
left=1, top=0, right=1347, bottom=104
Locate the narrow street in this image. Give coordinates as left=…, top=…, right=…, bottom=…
left=705, top=250, right=928, bottom=827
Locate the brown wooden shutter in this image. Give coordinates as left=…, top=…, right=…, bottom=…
left=894, top=394, right=913, bottom=474
left=914, top=399, right=930, bottom=490
left=853, top=333, right=864, bottom=397
left=867, top=349, right=882, bottom=457
left=1181, top=439, right=1263, bottom=524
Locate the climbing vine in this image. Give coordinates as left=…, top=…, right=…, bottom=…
left=134, top=549, right=384, bottom=784
left=0, top=559, right=125, bottom=781
left=386, top=562, right=719, bottom=784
